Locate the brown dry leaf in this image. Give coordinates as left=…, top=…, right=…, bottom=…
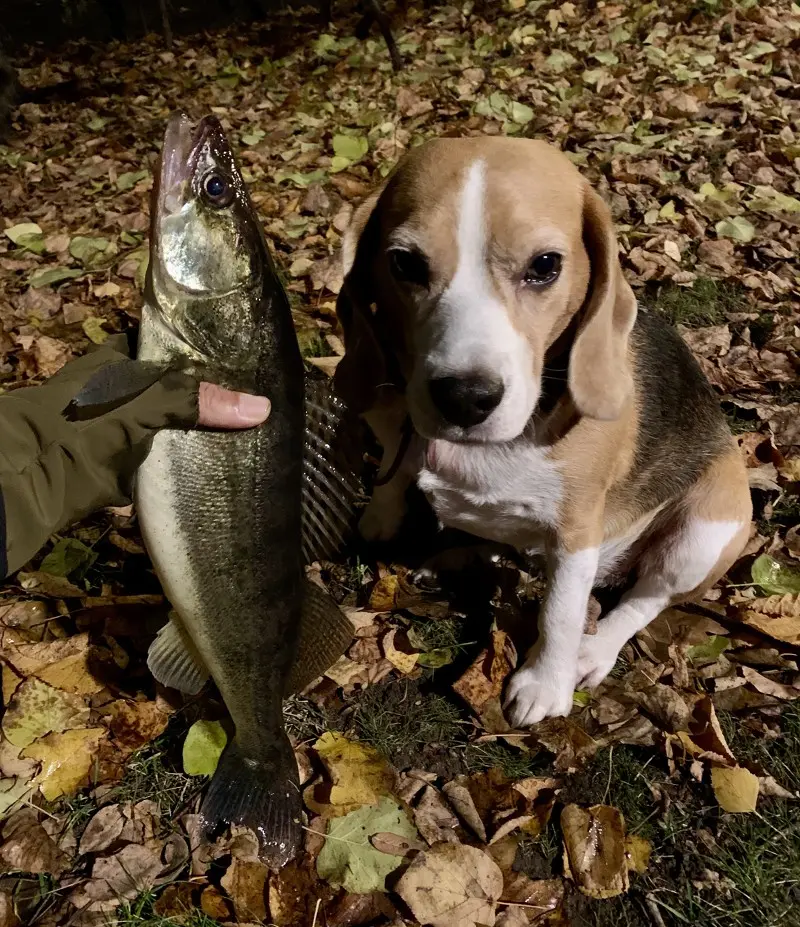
left=79, top=804, right=126, bottom=854
left=711, top=767, right=759, bottom=813
left=396, top=842, right=503, bottom=927
left=220, top=857, right=269, bottom=922
left=633, top=683, right=693, bottom=732
left=739, top=609, right=800, bottom=646
left=2, top=633, right=104, bottom=695
left=561, top=804, right=629, bottom=899
left=267, top=860, right=322, bottom=926
left=200, top=885, right=233, bottom=921
left=495, top=874, right=564, bottom=927
left=414, top=785, right=461, bottom=846
left=442, top=778, right=488, bottom=843
left=84, top=843, right=164, bottom=902
left=1, top=677, right=89, bottom=748
left=741, top=666, right=800, bottom=700
left=453, top=630, right=516, bottom=718
left=0, top=808, right=70, bottom=876
left=527, top=719, right=600, bottom=772
left=370, top=830, right=424, bottom=856
left=16, top=571, right=84, bottom=598
left=0, top=892, right=19, bottom=927
left=22, top=727, right=107, bottom=800
left=747, top=593, right=800, bottom=617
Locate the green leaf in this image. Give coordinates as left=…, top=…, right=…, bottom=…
left=27, top=267, right=84, bottom=288
left=745, top=41, right=776, bottom=59
left=274, top=169, right=328, bottom=188
left=332, top=134, right=369, bottom=164
left=593, top=50, right=619, bottom=66
left=715, top=216, right=755, bottom=243
left=69, top=236, right=111, bottom=267
left=315, top=33, right=340, bottom=56
left=183, top=720, right=227, bottom=776
left=545, top=50, right=577, bottom=73
left=5, top=223, right=42, bottom=244
left=87, top=116, right=111, bottom=131
left=572, top=690, right=591, bottom=707
left=751, top=555, right=800, bottom=596
left=508, top=101, right=534, bottom=124
left=317, top=797, right=418, bottom=893
left=82, top=317, right=108, bottom=344
left=686, top=635, right=730, bottom=664
left=241, top=128, right=265, bottom=146
left=116, top=170, right=149, bottom=192
left=40, top=538, right=97, bottom=578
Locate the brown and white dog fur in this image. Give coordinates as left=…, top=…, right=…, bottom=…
left=333, top=137, right=752, bottom=728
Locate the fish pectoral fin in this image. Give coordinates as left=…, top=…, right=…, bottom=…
left=285, top=579, right=354, bottom=696
left=301, top=378, right=366, bottom=564
left=147, top=611, right=210, bottom=694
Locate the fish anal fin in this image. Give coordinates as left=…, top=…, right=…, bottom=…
left=286, top=580, right=354, bottom=696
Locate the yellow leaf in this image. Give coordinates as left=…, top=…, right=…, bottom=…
left=312, top=732, right=394, bottom=813
left=625, top=834, right=652, bottom=873
left=1, top=678, right=89, bottom=748
left=4, top=634, right=104, bottom=696
left=711, top=766, right=759, bottom=813
left=22, top=728, right=106, bottom=801
left=382, top=629, right=419, bottom=675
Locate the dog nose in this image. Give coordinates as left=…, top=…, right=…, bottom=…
left=428, top=375, right=505, bottom=428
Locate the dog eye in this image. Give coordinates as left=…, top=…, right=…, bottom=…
left=523, top=252, right=562, bottom=286
left=388, top=248, right=429, bottom=288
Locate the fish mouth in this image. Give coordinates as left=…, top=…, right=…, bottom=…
left=158, top=113, right=230, bottom=217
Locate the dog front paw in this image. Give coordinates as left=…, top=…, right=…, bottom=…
left=358, top=494, right=407, bottom=542
left=575, top=629, right=624, bottom=689
left=503, top=658, right=576, bottom=728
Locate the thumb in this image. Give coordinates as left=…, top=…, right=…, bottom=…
left=198, top=383, right=271, bottom=429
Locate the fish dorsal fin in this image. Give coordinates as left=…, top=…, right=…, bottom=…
left=147, top=610, right=210, bottom=694
left=147, top=581, right=353, bottom=696
left=302, top=376, right=366, bottom=564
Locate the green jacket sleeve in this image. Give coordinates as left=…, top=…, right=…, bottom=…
left=0, top=346, right=201, bottom=577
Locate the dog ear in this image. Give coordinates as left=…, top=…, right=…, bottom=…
left=333, top=188, right=391, bottom=414
left=568, top=185, right=638, bottom=421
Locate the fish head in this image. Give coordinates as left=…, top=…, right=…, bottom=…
left=148, top=113, right=279, bottom=370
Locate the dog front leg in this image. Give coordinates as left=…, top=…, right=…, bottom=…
left=359, top=403, right=415, bottom=542
left=504, top=544, right=599, bottom=727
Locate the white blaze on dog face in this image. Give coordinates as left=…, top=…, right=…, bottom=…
left=378, top=139, right=594, bottom=443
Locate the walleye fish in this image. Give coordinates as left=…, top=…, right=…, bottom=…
left=78, top=114, right=360, bottom=867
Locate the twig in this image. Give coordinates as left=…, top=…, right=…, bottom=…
left=311, top=898, right=322, bottom=927
left=644, top=893, right=669, bottom=927
left=602, top=745, right=614, bottom=805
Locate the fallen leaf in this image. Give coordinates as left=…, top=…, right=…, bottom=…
left=414, top=785, right=461, bottom=845
left=741, top=666, right=800, bottom=700
left=453, top=630, right=516, bottom=718
left=84, top=843, right=163, bottom=902
left=396, top=842, right=503, bottom=927
left=23, top=727, right=107, bottom=800
left=220, top=856, right=269, bottom=922
left=3, top=633, right=104, bottom=696
left=382, top=628, right=419, bottom=674
left=625, top=835, right=652, bottom=874
left=79, top=804, right=126, bottom=854
left=183, top=720, right=227, bottom=776
left=0, top=808, right=69, bottom=876
left=715, top=216, right=755, bottom=242
left=2, top=678, right=89, bottom=748
left=751, top=554, right=800, bottom=595
left=561, top=804, right=629, bottom=899
left=317, top=796, right=418, bottom=893
left=711, top=766, right=759, bottom=813
left=312, top=731, right=394, bottom=814
left=0, top=777, right=34, bottom=822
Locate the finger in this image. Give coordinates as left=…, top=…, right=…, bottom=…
left=198, top=383, right=271, bottom=429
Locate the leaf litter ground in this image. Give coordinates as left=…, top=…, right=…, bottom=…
left=1, top=1, right=800, bottom=925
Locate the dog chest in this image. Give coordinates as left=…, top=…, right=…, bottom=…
left=417, top=439, right=563, bottom=547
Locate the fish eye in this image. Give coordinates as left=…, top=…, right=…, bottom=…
left=523, top=252, right=562, bottom=287
left=202, top=171, right=234, bottom=208
left=388, top=248, right=429, bottom=288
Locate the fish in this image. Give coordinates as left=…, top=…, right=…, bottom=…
left=73, top=113, right=361, bottom=867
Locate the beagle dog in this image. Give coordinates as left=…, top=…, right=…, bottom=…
left=333, top=137, right=752, bottom=728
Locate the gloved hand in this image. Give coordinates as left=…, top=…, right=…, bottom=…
left=0, top=338, right=270, bottom=577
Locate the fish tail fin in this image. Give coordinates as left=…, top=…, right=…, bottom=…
left=199, top=735, right=302, bottom=869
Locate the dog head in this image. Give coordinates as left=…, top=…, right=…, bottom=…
left=334, top=137, right=637, bottom=443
